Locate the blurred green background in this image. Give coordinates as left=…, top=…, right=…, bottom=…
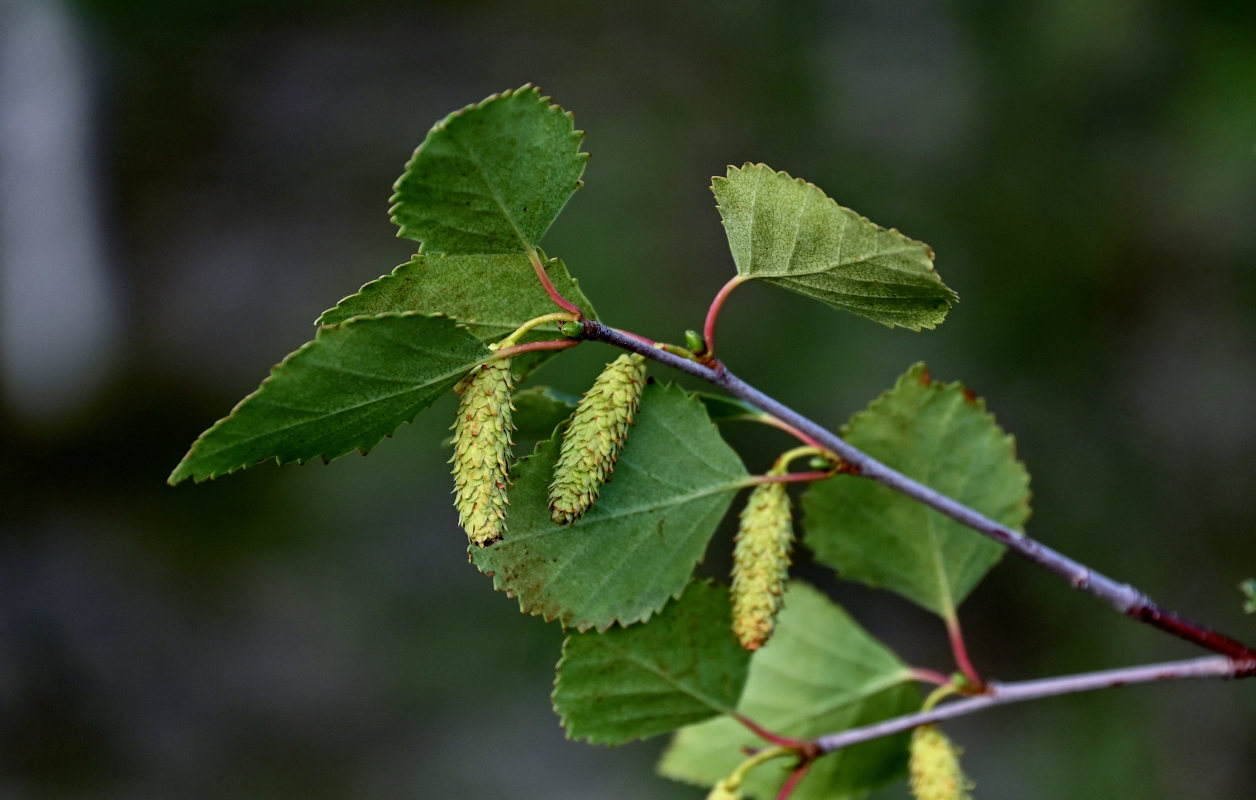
left=2, top=0, right=1254, bottom=797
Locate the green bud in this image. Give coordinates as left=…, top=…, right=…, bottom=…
left=449, top=359, right=515, bottom=547
left=549, top=353, right=648, bottom=524
left=559, top=320, right=584, bottom=338
left=808, top=455, right=834, bottom=471
left=684, top=329, right=706, bottom=354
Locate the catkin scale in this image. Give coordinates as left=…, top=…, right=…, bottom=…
left=449, top=359, right=515, bottom=547
left=730, top=479, right=794, bottom=650
left=909, top=725, right=974, bottom=800
left=548, top=353, right=647, bottom=524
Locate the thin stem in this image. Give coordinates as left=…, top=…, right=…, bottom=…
left=734, top=713, right=807, bottom=749
left=747, top=470, right=834, bottom=487
left=776, top=761, right=813, bottom=800
left=498, top=311, right=578, bottom=347
left=493, top=339, right=581, bottom=359
left=578, top=319, right=1256, bottom=662
left=613, top=327, right=656, bottom=346
left=946, top=614, right=983, bottom=688
left=703, top=275, right=747, bottom=360
left=908, top=667, right=954, bottom=687
left=527, top=246, right=583, bottom=316
left=813, top=655, right=1253, bottom=755
left=753, top=414, right=825, bottom=449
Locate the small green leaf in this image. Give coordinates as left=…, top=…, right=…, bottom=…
left=316, top=252, right=595, bottom=381
left=472, top=383, right=748, bottom=631
left=1241, top=579, right=1256, bottom=614
left=802, top=363, right=1031, bottom=617
left=511, top=386, right=578, bottom=439
left=169, top=313, right=490, bottom=484
left=712, top=164, right=956, bottom=330
left=390, top=85, right=587, bottom=254
left=553, top=580, right=751, bottom=744
left=658, top=582, right=919, bottom=800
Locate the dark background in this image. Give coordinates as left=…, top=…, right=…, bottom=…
left=2, top=1, right=1254, bottom=797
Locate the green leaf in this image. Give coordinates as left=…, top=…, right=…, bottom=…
left=511, top=386, right=579, bottom=440
left=696, top=392, right=765, bottom=424
left=169, top=313, right=490, bottom=484
left=472, top=383, right=748, bottom=631
left=711, top=164, right=956, bottom=330
left=658, top=582, right=919, bottom=800
left=390, top=85, right=587, bottom=254
left=316, top=252, right=596, bottom=380
left=802, top=363, right=1032, bottom=617
left=553, top=580, right=751, bottom=744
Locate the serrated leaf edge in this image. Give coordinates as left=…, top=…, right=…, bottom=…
left=387, top=84, right=589, bottom=247
left=167, top=311, right=492, bottom=485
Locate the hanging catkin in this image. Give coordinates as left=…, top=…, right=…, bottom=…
left=449, top=359, right=515, bottom=547
left=548, top=353, right=648, bottom=524
left=730, top=479, right=793, bottom=650
left=909, top=725, right=974, bottom=800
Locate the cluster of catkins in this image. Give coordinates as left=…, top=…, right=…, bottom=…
left=450, top=353, right=649, bottom=547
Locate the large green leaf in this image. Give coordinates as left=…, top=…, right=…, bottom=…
left=658, top=582, right=919, bottom=800
left=472, top=383, right=748, bottom=631
left=169, top=313, right=490, bottom=484
left=553, top=580, right=751, bottom=744
left=390, top=85, right=587, bottom=253
left=316, top=252, right=595, bottom=380
left=711, top=163, right=956, bottom=330
left=802, top=363, right=1032, bottom=617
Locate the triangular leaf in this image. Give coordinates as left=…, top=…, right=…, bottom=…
left=472, top=383, right=748, bottom=631
left=316, top=252, right=595, bottom=380
left=169, top=313, right=490, bottom=484
left=712, top=164, right=956, bottom=330
left=802, top=363, right=1032, bottom=617
left=553, top=580, right=751, bottom=744
left=390, top=85, right=587, bottom=253
left=658, top=582, right=919, bottom=800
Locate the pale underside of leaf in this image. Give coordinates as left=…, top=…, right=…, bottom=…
left=802, top=362, right=1032, bottom=617
left=658, top=582, right=919, bottom=800
left=553, top=580, right=752, bottom=744
left=389, top=85, right=588, bottom=254
left=712, top=163, right=956, bottom=330
left=472, top=383, right=748, bottom=632
left=168, top=313, right=490, bottom=484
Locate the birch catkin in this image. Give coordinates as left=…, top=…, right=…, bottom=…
left=549, top=353, right=647, bottom=524
left=450, top=359, right=515, bottom=547
left=909, top=725, right=974, bottom=800
left=730, top=479, right=793, bottom=650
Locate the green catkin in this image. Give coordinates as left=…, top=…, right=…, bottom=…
left=730, top=478, right=794, bottom=650
left=548, top=353, right=648, bottom=524
left=449, top=358, right=515, bottom=547
left=909, top=725, right=974, bottom=800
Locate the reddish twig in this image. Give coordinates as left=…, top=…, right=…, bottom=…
left=492, top=339, right=581, bottom=359
left=775, top=760, right=813, bottom=800
left=578, top=319, right=1256, bottom=663
left=734, top=714, right=807, bottom=749
left=527, top=247, right=583, bottom=316
left=946, top=615, right=983, bottom=688
left=703, top=275, right=746, bottom=360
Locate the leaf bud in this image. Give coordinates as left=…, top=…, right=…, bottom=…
left=548, top=353, right=648, bottom=524
left=449, top=359, right=515, bottom=547
left=685, top=329, right=706, bottom=354
left=559, top=320, right=584, bottom=338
